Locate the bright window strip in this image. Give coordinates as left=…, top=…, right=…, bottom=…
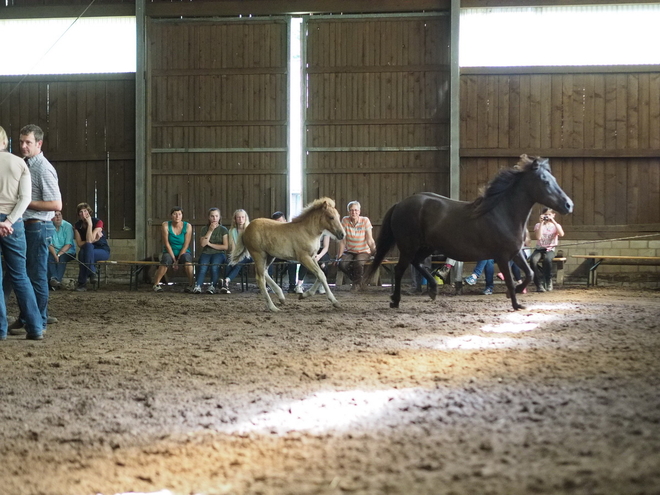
left=460, top=4, right=660, bottom=67
left=0, top=16, right=136, bottom=75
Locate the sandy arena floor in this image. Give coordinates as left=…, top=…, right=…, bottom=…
left=1, top=282, right=659, bottom=495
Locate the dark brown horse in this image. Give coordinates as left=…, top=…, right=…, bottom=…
left=365, top=155, right=574, bottom=311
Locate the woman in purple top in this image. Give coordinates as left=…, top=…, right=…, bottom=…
left=73, top=202, right=110, bottom=291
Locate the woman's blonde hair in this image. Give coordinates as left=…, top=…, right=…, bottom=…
left=231, top=209, right=250, bottom=230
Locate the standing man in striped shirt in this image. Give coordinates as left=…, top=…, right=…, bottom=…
left=336, top=200, right=376, bottom=290
left=8, top=124, right=62, bottom=336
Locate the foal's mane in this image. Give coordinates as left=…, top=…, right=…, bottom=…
left=291, top=197, right=336, bottom=223
left=472, top=154, right=547, bottom=216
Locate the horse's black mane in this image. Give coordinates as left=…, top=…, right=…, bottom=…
left=472, top=155, right=549, bottom=216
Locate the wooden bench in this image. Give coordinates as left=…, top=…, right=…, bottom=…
left=572, top=255, right=660, bottom=287
left=95, top=260, right=299, bottom=291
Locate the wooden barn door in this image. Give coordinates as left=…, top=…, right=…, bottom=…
left=146, top=18, right=289, bottom=255
left=303, top=13, right=451, bottom=228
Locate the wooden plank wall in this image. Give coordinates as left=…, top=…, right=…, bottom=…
left=147, top=19, right=288, bottom=255
left=460, top=69, right=660, bottom=239
left=0, top=75, right=136, bottom=239
left=304, top=15, right=451, bottom=237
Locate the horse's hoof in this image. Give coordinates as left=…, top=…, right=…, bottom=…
left=428, top=291, right=437, bottom=301
left=389, top=302, right=399, bottom=309
left=513, top=303, right=525, bottom=311
left=332, top=301, right=340, bottom=308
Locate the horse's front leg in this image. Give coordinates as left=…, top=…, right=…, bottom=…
left=412, top=254, right=437, bottom=301
left=496, top=258, right=524, bottom=311
left=512, top=250, right=533, bottom=294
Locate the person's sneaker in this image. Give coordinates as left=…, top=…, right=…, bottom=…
left=75, top=284, right=87, bottom=292
left=192, top=285, right=202, bottom=294
left=47, top=316, right=58, bottom=324
left=220, top=286, right=230, bottom=294
left=436, top=265, right=451, bottom=282
left=49, top=277, right=62, bottom=290
left=536, top=285, right=546, bottom=293
left=294, top=284, right=304, bottom=294
left=546, top=280, right=553, bottom=291
left=153, top=284, right=163, bottom=292
left=26, top=333, right=43, bottom=341
left=205, top=285, right=216, bottom=294
left=288, top=286, right=297, bottom=294
left=483, top=287, right=493, bottom=295
left=8, top=318, right=25, bottom=336
left=184, top=285, right=194, bottom=293
left=89, top=273, right=97, bottom=285
left=464, top=274, right=477, bottom=285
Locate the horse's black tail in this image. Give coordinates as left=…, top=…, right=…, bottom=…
left=364, top=203, right=398, bottom=280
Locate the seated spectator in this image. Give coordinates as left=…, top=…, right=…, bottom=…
left=530, top=207, right=564, bottom=292
left=336, top=201, right=376, bottom=290
left=223, top=209, right=251, bottom=293
left=463, top=259, right=495, bottom=295
left=73, top=203, right=110, bottom=291
left=152, top=206, right=194, bottom=292
left=192, top=207, right=229, bottom=294
left=48, top=210, right=77, bottom=290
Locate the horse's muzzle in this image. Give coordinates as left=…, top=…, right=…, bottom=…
left=561, top=197, right=574, bottom=215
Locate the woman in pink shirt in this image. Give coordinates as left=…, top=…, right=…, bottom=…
left=530, top=207, right=564, bottom=292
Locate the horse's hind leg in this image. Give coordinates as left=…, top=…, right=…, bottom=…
left=496, top=257, right=524, bottom=311
left=390, top=258, right=409, bottom=309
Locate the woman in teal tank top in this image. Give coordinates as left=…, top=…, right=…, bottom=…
left=152, top=206, right=195, bottom=292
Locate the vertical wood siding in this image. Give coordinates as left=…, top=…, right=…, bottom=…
left=147, top=19, right=288, bottom=254
left=460, top=70, right=660, bottom=235
left=0, top=76, right=136, bottom=239
left=304, top=15, right=451, bottom=233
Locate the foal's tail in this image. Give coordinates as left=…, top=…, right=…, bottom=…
left=364, top=203, right=398, bottom=280
left=229, top=231, right=249, bottom=265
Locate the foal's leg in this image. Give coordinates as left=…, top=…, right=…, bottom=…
left=263, top=259, right=286, bottom=304
left=496, top=258, right=524, bottom=311
left=253, top=256, right=280, bottom=312
left=298, top=256, right=339, bottom=307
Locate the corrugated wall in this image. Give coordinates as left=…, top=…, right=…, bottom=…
left=304, top=14, right=451, bottom=231
left=0, top=75, right=136, bottom=239
left=146, top=18, right=289, bottom=255
left=460, top=69, right=660, bottom=232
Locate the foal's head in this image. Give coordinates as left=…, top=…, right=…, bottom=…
left=297, top=197, right=345, bottom=240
